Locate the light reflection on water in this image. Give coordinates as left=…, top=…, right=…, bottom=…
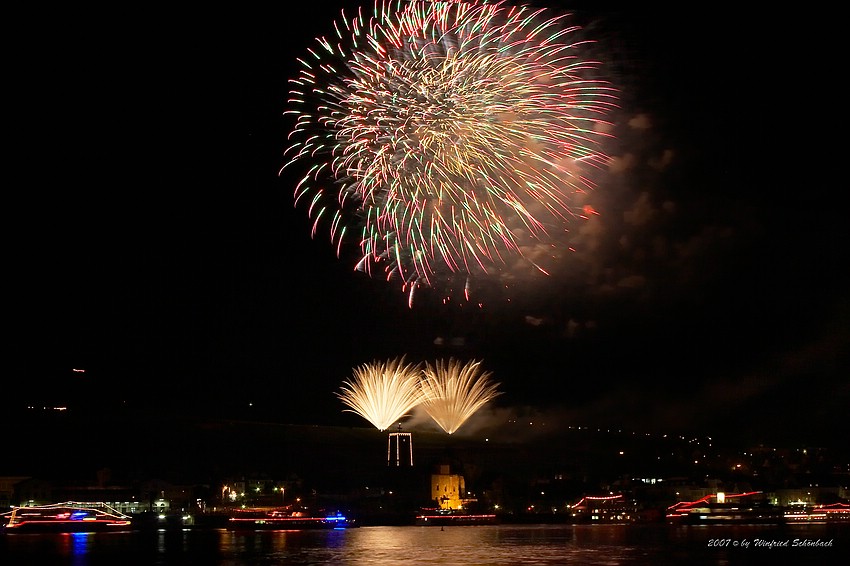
left=2, top=524, right=848, bottom=565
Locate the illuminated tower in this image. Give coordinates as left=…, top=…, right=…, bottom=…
left=430, top=465, right=466, bottom=510
left=387, top=424, right=413, bottom=466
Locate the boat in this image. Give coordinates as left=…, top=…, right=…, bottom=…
left=785, top=502, right=850, bottom=524
left=415, top=507, right=498, bottom=526
left=816, top=502, right=850, bottom=522
left=568, top=494, right=640, bottom=523
left=3, top=501, right=132, bottom=532
left=784, top=507, right=828, bottom=524
left=227, top=507, right=358, bottom=530
left=666, top=491, right=783, bottom=525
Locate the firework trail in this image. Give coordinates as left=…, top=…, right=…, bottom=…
left=283, top=0, right=618, bottom=305
left=337, top=356, right=425, bottom=430
left=418, top=358, right=501, bottom=434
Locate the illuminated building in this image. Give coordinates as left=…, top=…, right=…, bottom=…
left=773, top=486, right=848, bottom=508
left=417, top=465, right=496, bottom=526
left=430, top=465, right=467, bottom=510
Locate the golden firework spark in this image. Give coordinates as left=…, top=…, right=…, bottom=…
left=419, top=358, right=501, bottom=434
left=337, top=356, right=425, bottom=431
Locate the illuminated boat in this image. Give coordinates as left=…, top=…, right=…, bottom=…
left=3, top=502, right=132, bottom=532
left=786, top=502, right=850, bottom=524
left=415, top=508, right=498, bottom=526
left=784, top=507, right=828, bottom=524
left=666, top=491, right=783, bottom=525
left=817, top=502, right=850, bottom=522
left=227, top=507, right=357, bottom=530
left=568, top=494, right=640, bottom=523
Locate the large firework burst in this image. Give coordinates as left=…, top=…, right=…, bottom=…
left=284, top=1, right=617, bottom=304
left=337, top=356, right=425, bottom=430
left=418, top=358, right=501, bottom=434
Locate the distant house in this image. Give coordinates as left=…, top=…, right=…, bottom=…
left=11, top=477, right=54, bottom=506
left=0, top=476, right=31, bottom=508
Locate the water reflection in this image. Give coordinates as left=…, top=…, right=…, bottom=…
left=56, top=531, right=93, bottom=562
left=71, top=533, right=93, bottom=566
left=341, top=526, right=641, bottom=565
left=2, top=524, right=848, bottom=565
left=71, top=532, right=93, bottom=554
left=220, top=528, right=352, bottom=564
left=212, top=524, right=849, bottom=565
left=215, top=525, right=669, bottom=565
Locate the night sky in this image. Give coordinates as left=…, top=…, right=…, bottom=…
left=7, top=3, right=847, bottom=447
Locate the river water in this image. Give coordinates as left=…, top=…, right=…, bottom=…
left=2, top=523, right=849, bottom=565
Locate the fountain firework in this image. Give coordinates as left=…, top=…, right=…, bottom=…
left=418, top=358, right=501, bottom=434
left=337, top=357, right=425, bottom=431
